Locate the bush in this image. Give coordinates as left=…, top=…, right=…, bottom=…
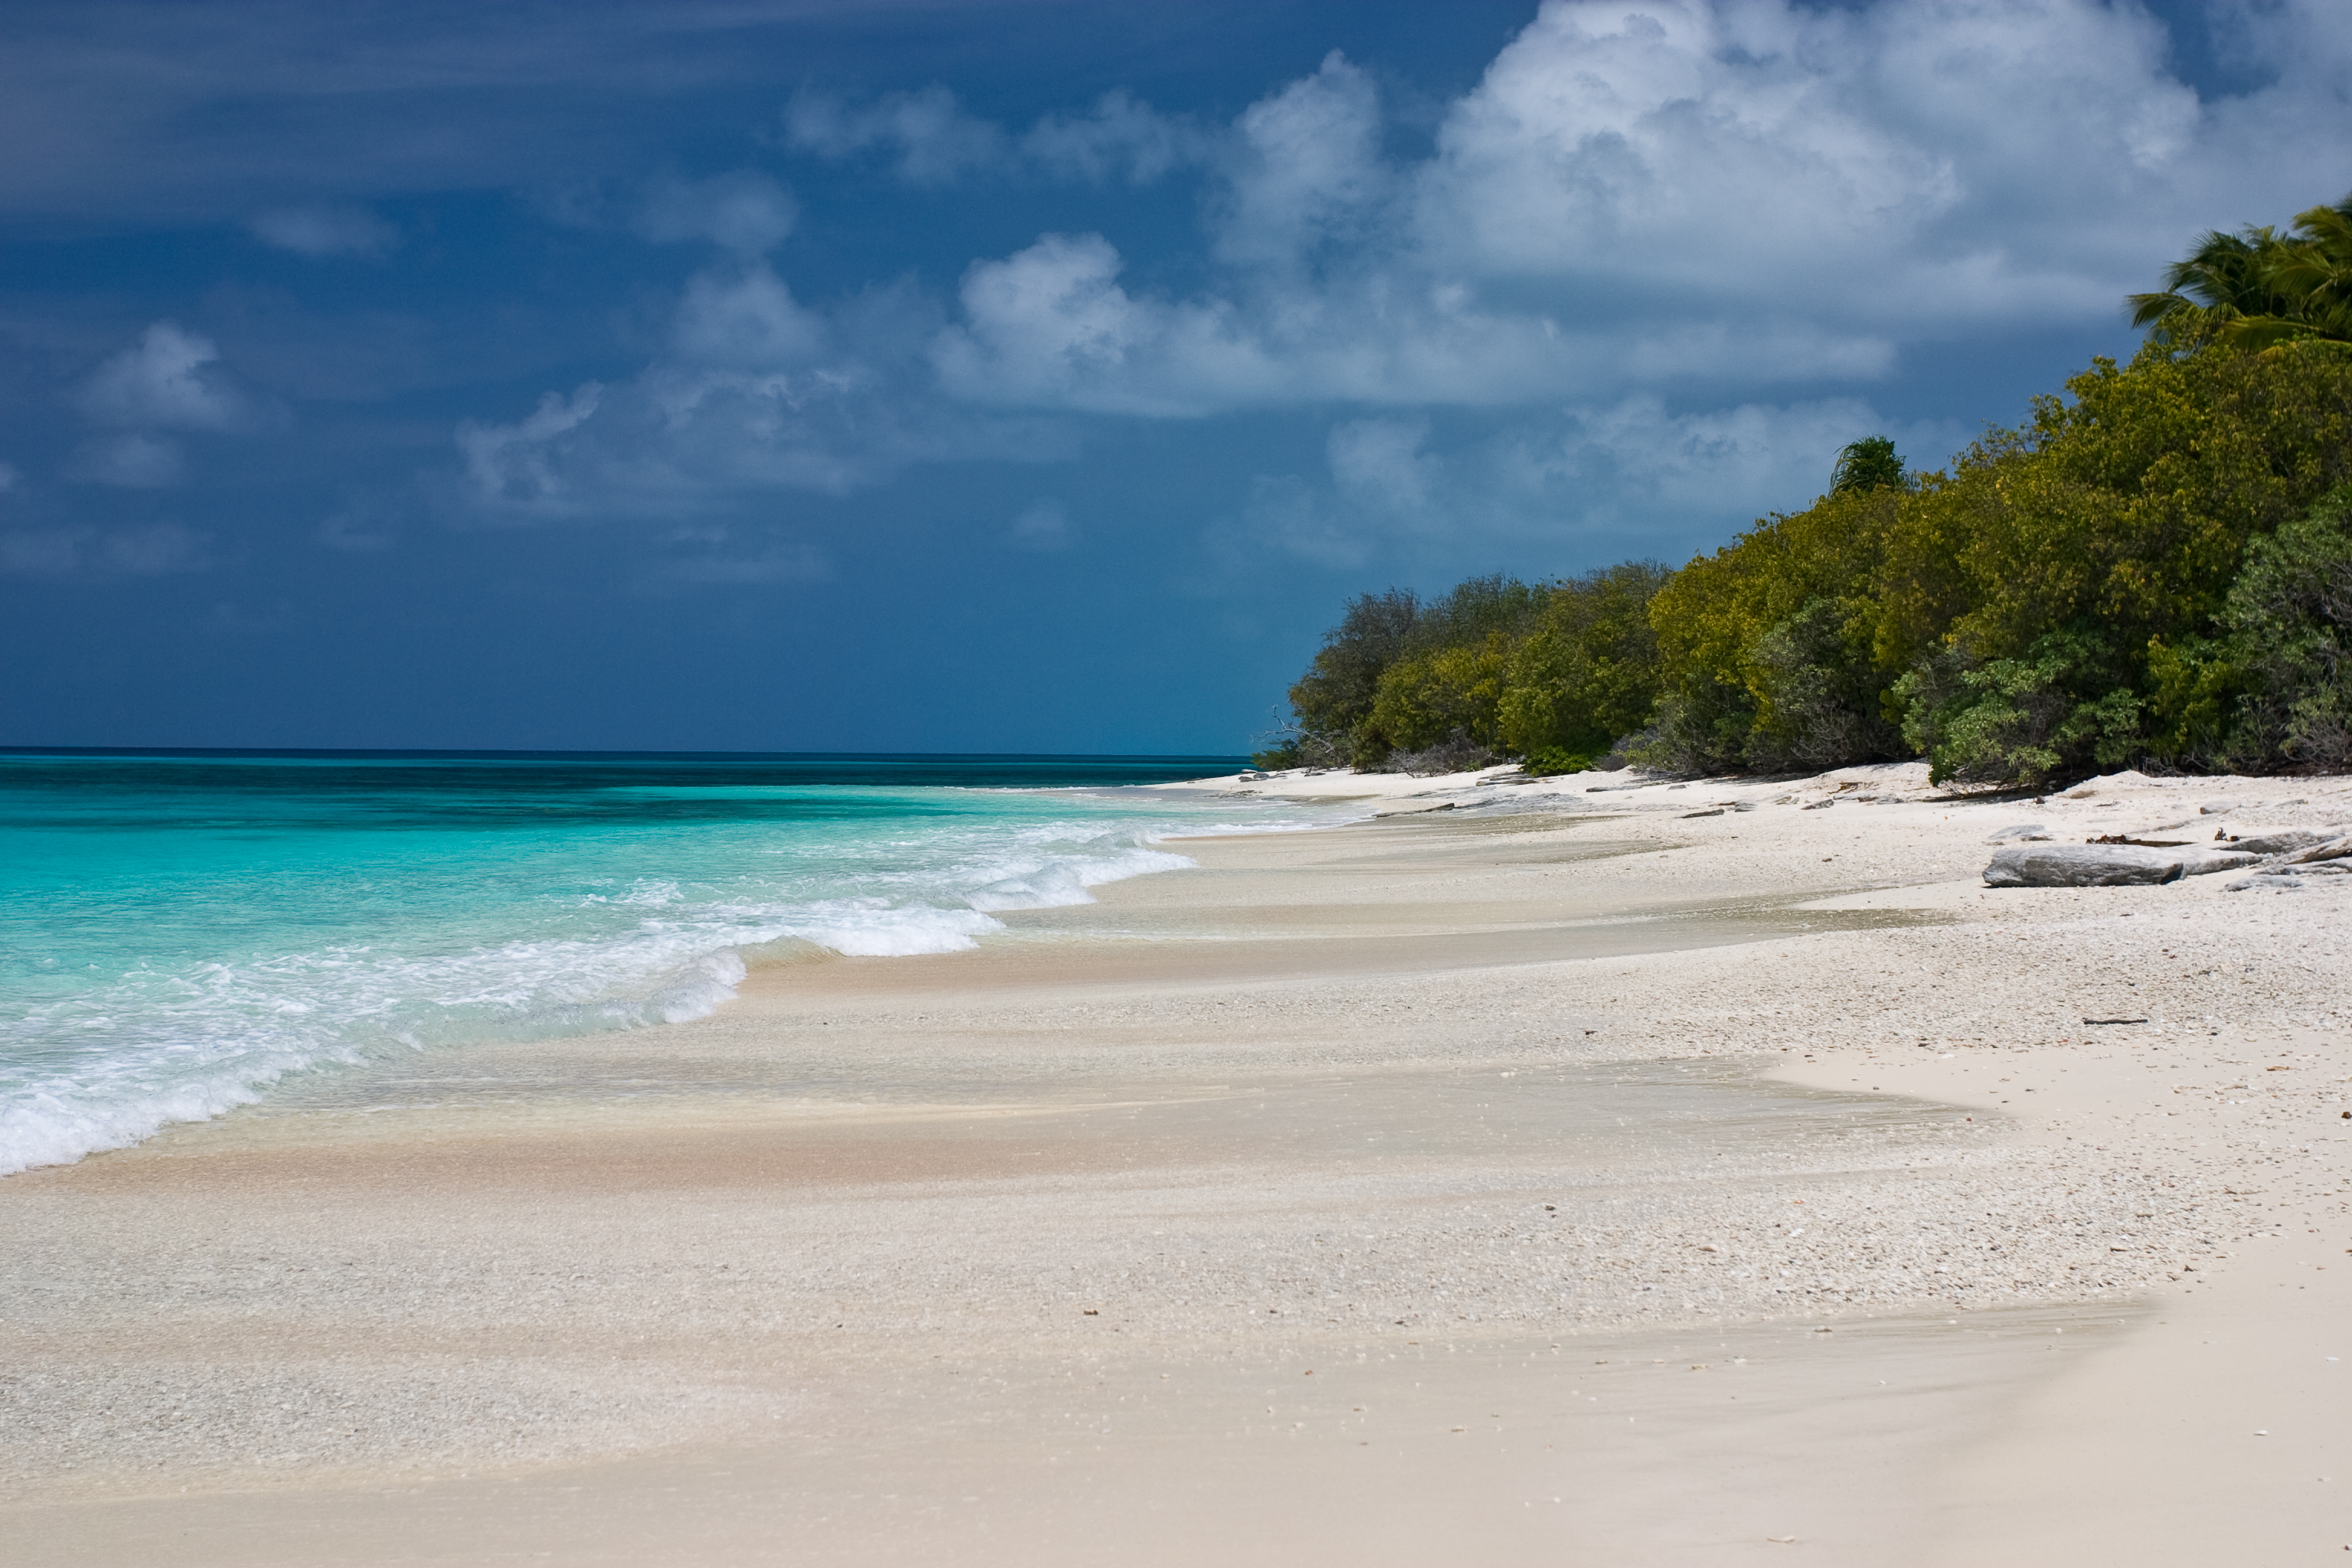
left=1520, top=746, right=1593, bottom=776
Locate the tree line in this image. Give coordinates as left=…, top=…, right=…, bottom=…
left=1256, top=194, right=2352, bottom=787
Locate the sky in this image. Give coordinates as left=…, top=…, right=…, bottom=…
left=2, top=0, right=2349, bottom=753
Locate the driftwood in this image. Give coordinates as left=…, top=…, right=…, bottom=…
left=1983, top=844, right=2260, bottom=887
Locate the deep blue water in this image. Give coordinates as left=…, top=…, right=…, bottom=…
left=0, top=750, right=1308, bottom=1174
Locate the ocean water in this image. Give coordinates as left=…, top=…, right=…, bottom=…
left=0, top=750, right=1319, bottom=1176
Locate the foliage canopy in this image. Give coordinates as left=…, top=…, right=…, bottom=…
left=1259, top=194, right=2352, bottom=788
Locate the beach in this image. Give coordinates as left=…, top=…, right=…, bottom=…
left=6, top=763, right=2350, bottom=1565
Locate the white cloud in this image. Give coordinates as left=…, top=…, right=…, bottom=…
left=1023, top=90, right=1207, bottom=185
left=933, top=233, right=1259, bottom=416
left=456, top=2, right=2352, bottom=545
left=76, top=322, right=261, bottom=431
left=635, top=169, right=796, bottom=255
left=250, top=204, right=397, bottom=256
left=1214, top=51, right=1387, bottom=272
left=671, top=262, right=826, bottom=367
left=1403, top=0, right=2351, bottom=335
left=453, top=265, right=1068, bottom=524
left=68, top=432, right=185, bottom=487
left=786, top=84, right=1207, bottom=188
left=927, top=0, right=2352, bottom=421
left=456, top=384, right=605, bottom=513
left=784, top=85, right=1010, bottom=185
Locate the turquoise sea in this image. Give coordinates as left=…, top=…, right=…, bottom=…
left=0, top=750, right=1324, bottom=1175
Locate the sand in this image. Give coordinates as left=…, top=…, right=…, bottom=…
left=4, top=761, right=2349, bottom=1564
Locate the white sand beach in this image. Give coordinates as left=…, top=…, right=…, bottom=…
left=5, top=763, right=2350, bottom=1564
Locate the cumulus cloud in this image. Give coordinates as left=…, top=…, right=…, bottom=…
left=1214, top=51, right=1387, bottom=272
left=671, top=261, right=826, bottom=366
left=454, top=266, right=1068, bottom=523
left=933, top=233, right=1259, bottom=416
left=925, top=1, right=2352, bottom=420
left=1409, top=0, right=2216, bottom=323
left=462, top=1, right=2352, bottom=553
left=76, top=322, right=262, bottom=432
left=250, top=203, right=397, bottom=256
left=635, top=169, right=797, bottom=255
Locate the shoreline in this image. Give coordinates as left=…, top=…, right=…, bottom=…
left=6, top=765, right=2350, bottom=1563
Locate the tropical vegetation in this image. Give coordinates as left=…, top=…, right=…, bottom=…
left=1256, top=194, right=2352, bottom=786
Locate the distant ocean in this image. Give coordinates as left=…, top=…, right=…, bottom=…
left=0, top=750, right=1325, bottom=1175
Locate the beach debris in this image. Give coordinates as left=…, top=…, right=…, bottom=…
left=2200, top=801, right=2243, bottom=814
left=1682, top=808, right=1726, bottom=818
left=2082, top=1018, right=2150, bottom=1026
left=1730, top=800, right=1759, bottom=812
left=1986, top=824, right=2053, bottom=843
left=1802, top=799, right=1835, bottom=810
left=1984, top=843, right=2257, bottom=887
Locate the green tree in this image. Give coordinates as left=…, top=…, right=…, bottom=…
left=1886, top=339, right=2352, bottom=782
left=1496, top=562, right=1668, bottom=764
left=1639, top=486, right=1903, bottom=772
left=1829, top=436, right=1906, bottom=496
left=1370, top=634, right=1513, bottom=756
left=1279, top=588, right=1419, bottom=766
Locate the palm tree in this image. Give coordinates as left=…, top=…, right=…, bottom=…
left=2131, top=194, right=2352, bottom=351
left=2246, top=197, right=2352, bottom=347
left=1829, top=436, right=1905, bottom=496
left=2127, top=227, right=2283, bottom=349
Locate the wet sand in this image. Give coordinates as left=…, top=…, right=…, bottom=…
left=5, top=767, right=2350, bottom=1563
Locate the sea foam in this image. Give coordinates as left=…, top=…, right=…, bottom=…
left=0, top=760, right=1300, bottom=1175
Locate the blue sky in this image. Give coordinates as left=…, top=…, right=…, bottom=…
left=3, top=0, right=2348, bottom=753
